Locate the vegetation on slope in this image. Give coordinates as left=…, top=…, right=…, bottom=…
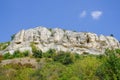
left=0, top=47, right=120, bottom=80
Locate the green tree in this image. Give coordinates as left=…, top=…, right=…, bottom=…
left=96, top=49, right=120, bottom=80
left=11, top=34, right=16, bottom=40
left=110, top=34, right=114, bottom=37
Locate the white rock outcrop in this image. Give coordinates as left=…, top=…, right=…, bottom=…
left=6, top=26, right=120, bottom=54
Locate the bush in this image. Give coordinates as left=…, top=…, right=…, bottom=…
left=3, top=52, right=13, bottom=59
left=70, top=56, right=101, bottom=80
left=3, top=50, right=30, bottom=60
left=53, top=51, right=75, bottom=65
left=31, top=42, right=43, bottom=58
left=22, top=50, right=29, bottom=57
left=13, top=50, right=24, bottom=58
left=96, top=49, right=120, bottom=80
left=32, top=50, right=42, bottom=58
left=43, top=49, right=56, bottom=58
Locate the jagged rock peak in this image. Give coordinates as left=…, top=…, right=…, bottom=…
left=6, top=26, right=120, bottom=54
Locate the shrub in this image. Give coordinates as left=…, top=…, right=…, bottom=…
left=53, top=51, right=75, bottom=65
left=74, top=53, right=84, bottom=60
left=3, top=50, right=30, bottom=60
left=13, top=50, right=24, bottom=58
left=31, top=42, right=43, bottom=58
left=30, top=42, right=37, bottom=52
left=115, top=49, right=120, bottom=55
left=43, top=49, right=56, bottom=58
left=3, top=52, right=13, bottom=59
left=32, top=50, right=42, bottom=58
left=96, top=49, right=120, bottom=80
left=70, top=56, right=101, bottom=80
left=22, top=50, right=29, bottom=57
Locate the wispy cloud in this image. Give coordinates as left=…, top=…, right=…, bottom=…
left=91, top=11, right=102, bottom=20
left=80, top=10, right=86, bottom=18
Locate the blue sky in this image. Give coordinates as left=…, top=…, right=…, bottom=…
left=0, top=0, right=120, bottom=42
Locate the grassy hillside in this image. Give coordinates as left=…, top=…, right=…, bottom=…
left=0, top=48, right=120, bottom=80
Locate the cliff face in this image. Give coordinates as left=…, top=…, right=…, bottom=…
left=6, top=26, right=120, bottom=54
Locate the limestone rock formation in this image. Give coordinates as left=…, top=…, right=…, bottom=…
left=6, top=26, right=120, bottom=54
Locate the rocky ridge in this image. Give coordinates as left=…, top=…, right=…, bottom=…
left=5, top=26, right=120, bottom=54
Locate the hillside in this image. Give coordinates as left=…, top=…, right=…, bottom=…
left=0, top=27, right=120, bottom=80
left=0, top=49, right=120, bottom=80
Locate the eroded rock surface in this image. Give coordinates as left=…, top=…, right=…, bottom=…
left=6, top=26, right=120, bottom=54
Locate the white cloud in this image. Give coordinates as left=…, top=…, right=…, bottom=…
left=80, top=10, right=86, bottom=18
left=91, top=11, right=102, bottom=20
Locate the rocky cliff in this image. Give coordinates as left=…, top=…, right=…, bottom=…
left=6, top=26, right=120, bottom=54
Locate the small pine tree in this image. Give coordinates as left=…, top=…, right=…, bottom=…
left=11, top=34, right=16, bottom=40
left=110, top=34, right=114, bottom=37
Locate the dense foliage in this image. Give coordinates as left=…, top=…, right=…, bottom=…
left=0, top=49, right=120, bottom=80
left=96, top=49, right=120, bottom=80
left=3, top=50, right=30, bottom=59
